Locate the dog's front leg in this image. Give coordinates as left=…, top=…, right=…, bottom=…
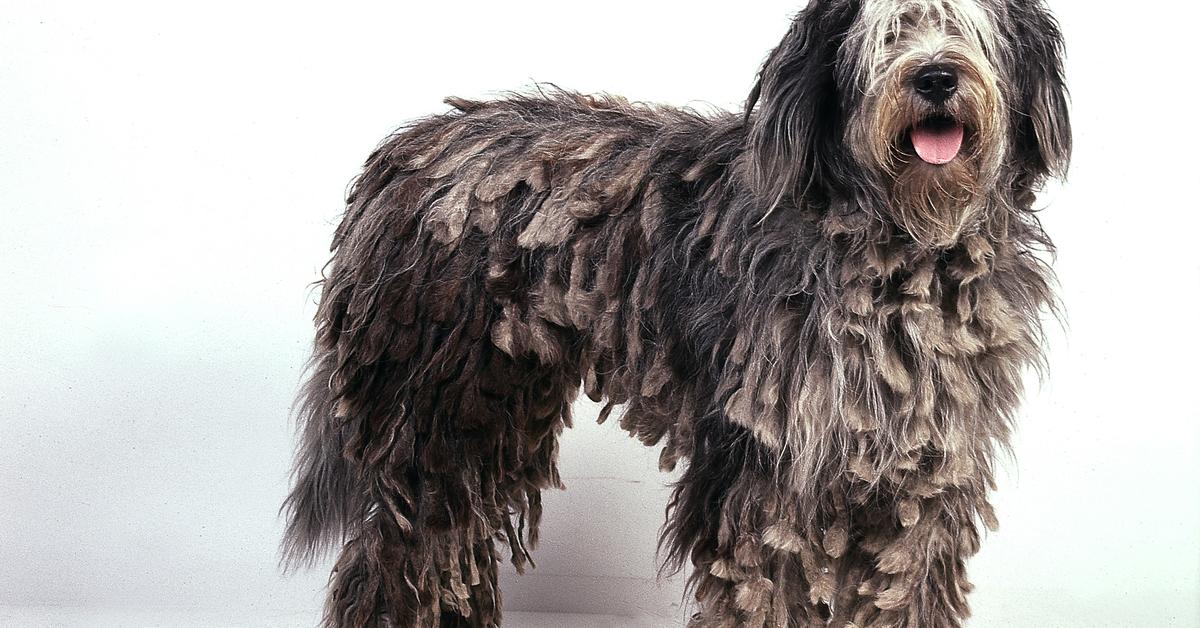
left=831, top=481, right=990, bottom=628
left=674, top=461, right=848, bottom=628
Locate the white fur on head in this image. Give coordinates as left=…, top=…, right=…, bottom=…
left=843, top=0, right=1005, bottom=90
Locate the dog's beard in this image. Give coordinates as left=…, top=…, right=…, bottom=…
left=888, top=151, right=981, bottom=247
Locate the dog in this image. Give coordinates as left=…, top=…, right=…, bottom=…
left=282, top=1, right=1070, bottom=626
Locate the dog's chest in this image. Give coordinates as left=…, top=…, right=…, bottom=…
left=827, top=234, right=1033, bottom=475
left=725, top=230, right=1035, bottom=488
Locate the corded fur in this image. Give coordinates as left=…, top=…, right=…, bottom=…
left=283, top=1, right=1070, bottom=626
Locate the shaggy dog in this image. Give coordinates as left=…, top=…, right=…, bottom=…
left=283, top=0, right=1071, bottom=626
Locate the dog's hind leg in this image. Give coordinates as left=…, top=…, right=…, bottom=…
left=315, top=339, right=577, bottom=628
left=284, top=205, right=579, bottom=626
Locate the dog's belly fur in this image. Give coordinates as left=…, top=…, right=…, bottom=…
left=286, top=91, right=1052, bottom=627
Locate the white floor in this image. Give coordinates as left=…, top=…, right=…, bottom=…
left=0, top=607, right=669, bottom=628
left=5, top=600, right=1197, bottom=628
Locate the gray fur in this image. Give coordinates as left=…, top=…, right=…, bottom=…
left=283, top=1, right=1071, bottom=626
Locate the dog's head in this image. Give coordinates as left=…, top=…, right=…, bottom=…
left=747, top=0, right=1071, bottom=247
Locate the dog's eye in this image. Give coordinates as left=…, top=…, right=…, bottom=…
left=884, top=32, right=897, bottom=46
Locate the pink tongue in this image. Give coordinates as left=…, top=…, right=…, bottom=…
left=911, top=122, right=964, bottom=165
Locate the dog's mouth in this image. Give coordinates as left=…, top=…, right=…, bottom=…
left=908, top=115, right=965, bottom=165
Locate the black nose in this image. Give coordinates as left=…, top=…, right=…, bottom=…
left=914, top=65, right=958, bottom=103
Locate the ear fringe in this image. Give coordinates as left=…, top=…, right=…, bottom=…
left=746, top=4, right=858, bottom=211
left=1011, top=1, right=1073, bottom=180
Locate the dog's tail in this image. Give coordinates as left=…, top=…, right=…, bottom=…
left=280, top=339, right=362, bottom=571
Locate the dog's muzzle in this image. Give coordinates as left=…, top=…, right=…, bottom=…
left=910, top=64, right=965, bottom=166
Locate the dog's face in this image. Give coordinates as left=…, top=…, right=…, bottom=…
left=845, top=0, right=1009, bottom=245
left=748, top=0, right=1071, bottom=247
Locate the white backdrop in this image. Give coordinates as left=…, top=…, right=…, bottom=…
left=1, top=1, right=1198, bottom=627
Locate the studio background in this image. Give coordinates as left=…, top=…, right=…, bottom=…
left=1, top=1, right=1197, bottom=626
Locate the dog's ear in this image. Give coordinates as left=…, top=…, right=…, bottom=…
left=1009, top=1, right=1072, bottom=181
left=746, top=2, right=856, bottom=208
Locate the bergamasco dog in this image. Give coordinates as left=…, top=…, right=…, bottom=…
left=282, top=0, right=1071, bottom=626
